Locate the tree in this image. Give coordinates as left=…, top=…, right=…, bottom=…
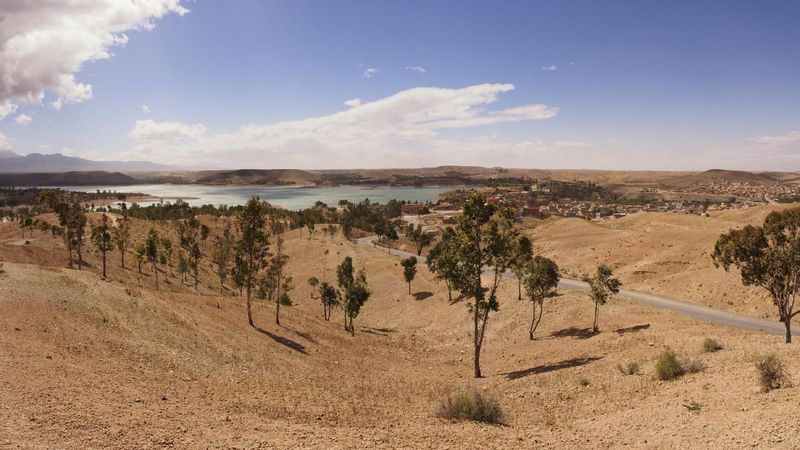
left=307, top=276, right=320, bottom=299
left=426, top=227, right=462, bottom=302
left=235, top=196, right=270, bottom=327
left=336, top=256, right=355, bottom=332
left=268, top=234, right=290, bottom=325
left=112, top=213, right=130, bottom=268
left=319, top=281, right=338, bottom=321
left=177, top=250, right=189, bottom=284
left=587, top=265, right=622, bottom=333
left=134, top=243, right=146, bottom=274
left=211, top=227, right=233, bottom=292
left=159, top=237, right=174, bottom=276
left=406, top=223, right=434, bottom=256
left=145, top=228, right=160, bottom=290
left=712, top=208, right=800, bottom=343
left=69, top=202, right=87, bottom=269
left=450, top=192, right=518, bottom=378
left=90, top=213, right=114, bottom=279
left=401, top=256, right=418, bottom=294
left=510, top=236, right=534, bottom=300
left=522, top=256, right=560, bottom=339
left=178, top=216, right=203, bottom=289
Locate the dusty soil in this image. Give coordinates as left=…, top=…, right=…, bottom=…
left=1, top=213, right=799, bottom=448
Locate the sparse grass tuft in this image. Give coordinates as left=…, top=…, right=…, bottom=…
left=434, top=387, right=505, bottom=424
left=655, top=349, right=684, bottom=381
left=578, top=377, right=590, bottom=387
left=684, top=358, right=704, bottom=374
left=702, top=337, right=723, bottom=353
left=755, top=354, right=791, bottom=393
left=617, top=361, right=640, bottom=376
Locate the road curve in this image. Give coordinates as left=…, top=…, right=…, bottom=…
left=354, top=235, right=799, bottom=338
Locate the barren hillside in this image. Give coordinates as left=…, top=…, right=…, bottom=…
left=2, top=217, right=800, bottom=447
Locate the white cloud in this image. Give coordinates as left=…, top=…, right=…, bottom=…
left=142, top=104, right=151, bottom=114
left=750, top=130, right=800, bottom=145
left=343, top=98, right=362, bottom=108
left=0, top=133, right=10, bottom=150
left=50, top=98, right=63, bottom=110
left=129, top=119, right=207, bottom=142
left=541, top=65, right=558, bottom=71
left=14, top=114, right=32, bottom=125
left=404, top=65, right=427, bottom=74
left=362, top=67, right=381, bottom=78
left=553, top=140, right=592, bottom=148
left=126, top=83, right=559, bottom=168
left=0, top=1, right=188, bottom=108
left=0, top=101, right=18, bottom=119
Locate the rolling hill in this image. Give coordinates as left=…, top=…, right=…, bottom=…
left=0, top=153, right=172, bottom=173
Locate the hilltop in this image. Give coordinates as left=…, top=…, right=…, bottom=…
left=187, top=169, right=321, bottom=186
left=0, top=171, right=139, bottom=186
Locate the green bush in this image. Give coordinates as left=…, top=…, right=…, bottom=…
left=617, top=361, right=640, bottom=376
left=434, top=388, right=505, bottom=424
left=756, top=354, right=791, bottom=393
left=655, top=349, right=685, bottom=380
left=702, top=337, right=723, bottom=353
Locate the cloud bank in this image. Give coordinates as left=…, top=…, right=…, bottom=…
left=0, top=0, right=188, bottom=110
left=127, top=83, right=560, bottom=168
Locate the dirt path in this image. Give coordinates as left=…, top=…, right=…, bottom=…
left=355, top=235, right=800, bottom=338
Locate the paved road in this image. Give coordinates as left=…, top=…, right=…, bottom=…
left=355, top=235, right=798, bottom=338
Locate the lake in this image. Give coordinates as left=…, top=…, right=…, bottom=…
left=58, top=184, right=457, bottom=210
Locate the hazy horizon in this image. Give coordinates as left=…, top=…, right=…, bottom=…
left=1, top=1, right=799, bottom=171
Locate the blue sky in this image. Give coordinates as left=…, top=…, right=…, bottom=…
left=1, top=0, right=799, bottom=170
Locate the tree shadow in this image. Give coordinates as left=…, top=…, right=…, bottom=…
left=504, top=356, right=603, bottom=380
left=254, top=327, right=308, bottom=355
left=549, top=327, right=597, bottom=340
left=413, top=291, right=433, bottom=301
left=292, top=329, right=317, bottom=343
left=361, top=327, right=397, bottom=336
left=615, top=324, right=650, bottom=334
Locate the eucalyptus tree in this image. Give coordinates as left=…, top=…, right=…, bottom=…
left=588, top=265, right=622, bottom=333
left=319, top=281, right=338, bottom=320
left=426, top=227, right=461, bottom=302
left=406, top=223, right=434, bottom=256
left=90, top=213, right=114, bottom=279
left=712, top=207, right=800, bottom=343
left=510, top=236, right=534, bottom=300
left=235, top=196, right=270, bottom=327
left=401, top=256, right=418, bottom=294
left=522, top=256, right=560, bottom=339
left=450, top=192, right=518, bottom=378
left=112, top=213, right=130, bottom=268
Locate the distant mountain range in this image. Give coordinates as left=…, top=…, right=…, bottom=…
left=0, top=152, right=172, bottom=173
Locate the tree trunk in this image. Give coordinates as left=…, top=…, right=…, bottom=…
left=784, top=317, right=792, bottom=344
left=276, top=297, right=281, bottom=325
left=473, top=305, right=481, bottom=378
left=518, top=279, right=522, bottom=300
left=350, top=316, right=355, bottom=336
left=120, top=249, right=125, bottom=269
left=529, top=300, right=536, bottom=340
left=593, top=301, right=599, bottom=333
left=446, top=281, right=452, bottom=302
left=408, top=282, right=411, bottom=294
left=101, top=251, right=107, bottom=279
left=246, top=272, right=254, bottom=327
left=153, top=263, right=159, bottom=290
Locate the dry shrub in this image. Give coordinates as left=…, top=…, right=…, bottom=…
left=702, top=337, right=723, bottom=353
left=617, top=361, right=640, bottom=376
left=756, top=354, right=791, bottom=393
left=434, top=387, right=505, bottom=424
left=655, top=349, right=684, bottom=380
left=684, top=358, right=704, bottom=374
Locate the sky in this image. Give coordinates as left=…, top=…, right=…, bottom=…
left=0, top=0, right=799, bottom=170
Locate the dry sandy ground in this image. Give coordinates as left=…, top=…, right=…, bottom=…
left=527, top=204, right=799, bottom=320
left=2, top=213, right=800, bottom=448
